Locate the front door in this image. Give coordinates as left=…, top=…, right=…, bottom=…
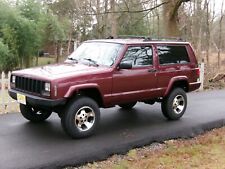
left=112, top=45, right=158, bottom=104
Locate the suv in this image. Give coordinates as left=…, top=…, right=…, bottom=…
left=9, top=38, right=201, bottom=138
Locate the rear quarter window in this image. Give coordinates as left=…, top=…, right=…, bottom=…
left=157, top=45, right=190, bottom=65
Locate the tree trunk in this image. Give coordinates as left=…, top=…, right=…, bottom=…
left=103, top=0, right=109, bottom=37
left=162, top=0, right=190, bottom=37
left=193, top=0, right=204, bottom=61
left=55, top=42, right=60, bottom=63
left=156, top=0, right=160, bottom=37
left=218, top=1, right=224, bottom=69
left=96, top=0, right=101, bottom=38
left=67, top=27, right=72, bottom=55
left=162, top=0, right=180, bottom=37
left=24, top=56, right=30, bottom=68
left=110, top=0, right=117, bottom=37
left=205, top=0, right=210, bottom=66
left=36, top=54, right=38, bottom=66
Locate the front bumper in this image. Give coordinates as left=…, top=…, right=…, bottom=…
left=8, top=89, right=66, bottom=108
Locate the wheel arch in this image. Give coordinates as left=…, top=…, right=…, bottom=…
left=64, top=84, right=104, bottom=107
left=164, top=76, right=189, bottom=97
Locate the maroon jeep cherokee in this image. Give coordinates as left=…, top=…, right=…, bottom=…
left=9, top=38, right=201, bottom=138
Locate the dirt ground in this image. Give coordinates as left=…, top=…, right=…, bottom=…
left=202, top=53, right=225, bottom=90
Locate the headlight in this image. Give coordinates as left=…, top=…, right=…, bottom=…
left=11, top=75, right=16, bottom=83
left=44, top=82, right=51, bottom=92
left=42, top=82, right=51, bottom=96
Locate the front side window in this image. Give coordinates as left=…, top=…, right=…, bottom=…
left=157, top=45, right=190, bottom=65
left=67, top=42, right=123, bottom=66
left=121, top=46, right=153, bottom=67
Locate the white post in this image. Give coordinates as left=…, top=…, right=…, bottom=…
left=74, top=40, right=78, bottom=51
left=1, top=72, right=5, bottom=114
left=7, top=72, right=11, bottom=113
left=199, top=62, right=205, bottom=91
left=8, top=72, right=11, bottom=89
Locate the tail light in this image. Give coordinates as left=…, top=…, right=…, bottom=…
left=196, top=68, right=200, bottom=77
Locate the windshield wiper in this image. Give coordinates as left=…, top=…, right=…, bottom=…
left=83, top=58, right=99, bottom=67
left=67, top=57, right=78, bottom=63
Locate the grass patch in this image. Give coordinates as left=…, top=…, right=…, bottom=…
left=33, top=57, right=56, bottom=66
left=32, top=56, right=67, bottom=67
left=73, top=127, right=225, bottom=169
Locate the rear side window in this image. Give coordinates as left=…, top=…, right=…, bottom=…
left=157, top=45, right=190, bottom=65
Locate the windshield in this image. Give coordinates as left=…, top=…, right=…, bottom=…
left=67, top=42, right=123, bottom=66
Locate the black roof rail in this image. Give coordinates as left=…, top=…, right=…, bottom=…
left=117, top=35, right=151, bottom=40
left=107, top=36, right=114, bottom=39
left=106, top=35, right=186, bottom=42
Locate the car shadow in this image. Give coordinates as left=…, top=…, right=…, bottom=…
left=19, top=103, right=176, bottom=140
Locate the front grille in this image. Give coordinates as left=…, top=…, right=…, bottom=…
left=15, top=76, right=45, bottom=95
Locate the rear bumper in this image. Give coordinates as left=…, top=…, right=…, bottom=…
left=8, top=89, right=66, bottom=108
left=189, top=82, right=201, bottom=91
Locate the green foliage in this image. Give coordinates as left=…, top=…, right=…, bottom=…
left=40, top=14, right=67, bottom=43
left=0, top=1, right=40, bottom=68
left=1, top=25, right=18, bottom=56
left=118, top=0, right=148, bottom=36
left=0, top=0, right=68, bottom=70
left=19, top=0, right=43, bottom=21
left=48, top=0, right=91, bottom=41
left=0, top=40, right=18, bottom=72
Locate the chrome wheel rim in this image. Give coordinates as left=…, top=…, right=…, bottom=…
left=75, top=106, right=95, bottom=132
left=172, top=95, right=185, bottom=114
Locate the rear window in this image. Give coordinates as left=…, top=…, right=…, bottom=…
left=157, top=45, right=190, bottom=65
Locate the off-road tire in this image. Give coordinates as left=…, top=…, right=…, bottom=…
left=161, top=88, right=187, bottom=120
left=61, top=96, right=100, bottom=139
left=20, top=104, right=52, bottom=122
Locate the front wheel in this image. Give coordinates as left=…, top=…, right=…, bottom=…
left=161, top=88, right=187, bottom=120
left=61, top=97, right=100, bottom=139
left=20, top=104, right=52, bottom=122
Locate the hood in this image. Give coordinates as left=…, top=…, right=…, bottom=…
left=13, top=63, right=111, bottom=80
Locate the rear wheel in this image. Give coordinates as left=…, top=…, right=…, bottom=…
left=118, top=102, right=137, bottom=109
left=20, top=104, right=52, bottom=122
left=161, top=88, right=187, bottom=120
left=61, top=96, right=100, bottom=139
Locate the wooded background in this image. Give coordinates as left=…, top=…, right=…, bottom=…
left=0, top=0, right=224, bottom=72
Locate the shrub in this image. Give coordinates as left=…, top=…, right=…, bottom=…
left=0, top=40, right=18, bottom=72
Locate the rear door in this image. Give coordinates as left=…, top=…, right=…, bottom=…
left=111, top=45, right=158, bottom=104
left=155, top=44, right=191, bottom=95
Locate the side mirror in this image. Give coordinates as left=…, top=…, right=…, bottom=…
left=118, top=62, right=132, bottom=69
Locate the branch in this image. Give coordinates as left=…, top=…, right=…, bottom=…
left=83, top=1, right=169, bottom=15
left=123, top=0, right=130, bottom=12
left=170, top=0, right=191, bottom=20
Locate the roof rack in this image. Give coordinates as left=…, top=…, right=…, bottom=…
left=107, top=35, right=151, bottom=41
left=148, top=37, right=185, bottom=42
left=117, top=35, right=151, bottom=40
left=107, top=35, right=186, bottom=42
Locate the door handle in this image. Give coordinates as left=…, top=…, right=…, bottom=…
left=148, top=69, right=157, bottom=73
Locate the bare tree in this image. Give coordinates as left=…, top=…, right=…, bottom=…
left=110, top=0, right=117, bottom=37
left=205, top=0, right=210, bottom=66
left=218, top=1, right=224, bottom=69
left=103, top=0, right=109, bottom=37
left=162, top=0, right=190, bottom=37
